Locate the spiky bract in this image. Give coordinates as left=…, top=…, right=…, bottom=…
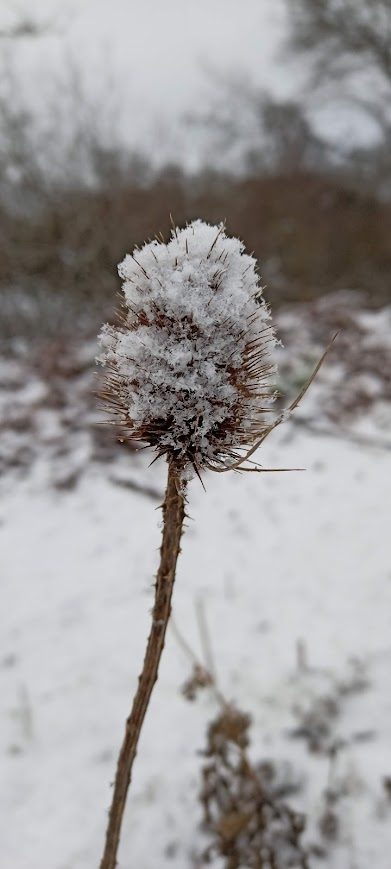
left=97, top=220, right=278, bottom=476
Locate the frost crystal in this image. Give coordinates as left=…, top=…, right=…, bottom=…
left=97, top=220, right=278, bottom=474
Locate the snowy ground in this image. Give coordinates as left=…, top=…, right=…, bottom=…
left=2, top=294, right=391, bottom=868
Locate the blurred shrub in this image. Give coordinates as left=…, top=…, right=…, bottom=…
left=1, top=167, right=390, bottom=347
left=1, top=12, right=390, bottom=349
left=287, top=0, right=391, bottom=196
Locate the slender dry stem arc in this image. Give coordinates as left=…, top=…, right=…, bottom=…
left=99, top=460, right=186, bottom=869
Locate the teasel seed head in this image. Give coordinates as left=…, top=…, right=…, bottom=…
left=97, top=220, right=280, bottom=479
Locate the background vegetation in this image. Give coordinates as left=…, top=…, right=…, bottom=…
left=1, top=0, right=390, bottom=350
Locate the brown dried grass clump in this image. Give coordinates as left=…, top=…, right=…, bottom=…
left=2, top=168, right=390, bottom=349
left=199, top=706, right=308, bottom=869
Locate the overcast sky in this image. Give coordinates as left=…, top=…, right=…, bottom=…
left=0, top=0, right=378, bottom=167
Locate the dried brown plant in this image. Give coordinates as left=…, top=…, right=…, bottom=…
left=199, top=707, right=308, bottom=869
left=96, top=221, right=333, bottom=869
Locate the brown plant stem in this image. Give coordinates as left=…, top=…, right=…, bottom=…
left=99, top=459, right=186, bottom=869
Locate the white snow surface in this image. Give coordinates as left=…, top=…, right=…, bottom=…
left=98, top=221, right=276, bottom=470
left=2, top=419, right=391, bottom=868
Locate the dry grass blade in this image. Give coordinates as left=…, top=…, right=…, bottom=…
left=215, top=332, right=338, bottom=473
left=174, top=603, right=309, bottom=867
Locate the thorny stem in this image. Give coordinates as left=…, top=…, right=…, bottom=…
left=99, top=460, right=186, bottom=869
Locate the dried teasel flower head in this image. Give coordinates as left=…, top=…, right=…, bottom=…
left=97, top=220, right=280, bottom=478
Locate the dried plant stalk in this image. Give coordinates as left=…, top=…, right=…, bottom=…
left=99, top=460, right=186, bottom=869
left=96, top=220, right=334, bottom=868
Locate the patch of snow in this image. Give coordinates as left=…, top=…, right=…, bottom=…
left=1, top=421, right=391, bottom=867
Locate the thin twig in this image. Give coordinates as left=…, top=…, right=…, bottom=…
left=170, top=613, right=200, bottom=667
left=108, top=474, right=163, bottom=501
left=214, top=333, right=338, bottom=473
left=195, top=596, right=217, bottom=685
left=170, top=608, right=228, bottom=709
left=99, top=460, right=186, bottom=869
left=291, top=416, right=391, bottom=451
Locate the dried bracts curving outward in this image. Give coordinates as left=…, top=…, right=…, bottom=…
left=97, top=220, right=279, bottom=478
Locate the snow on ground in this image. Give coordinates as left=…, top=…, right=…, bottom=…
left=1, top=410, right=391, bottom=867
left=1, top=293, right=391, bottom=867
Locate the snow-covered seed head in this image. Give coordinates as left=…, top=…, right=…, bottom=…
left=97, top=220, right=278, bottom=477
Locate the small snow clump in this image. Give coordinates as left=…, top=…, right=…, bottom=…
left=97, top=220, right=278, bottom=475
